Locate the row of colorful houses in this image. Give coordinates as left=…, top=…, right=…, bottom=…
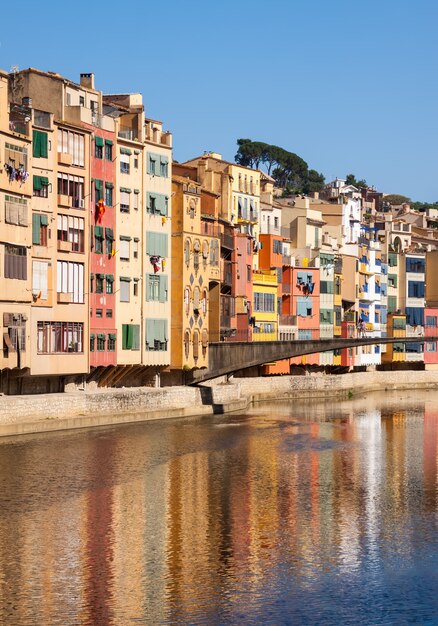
left=1, top=67, right=438, bottom=393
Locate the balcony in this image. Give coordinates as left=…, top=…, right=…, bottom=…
left=65, top=105, right=92, bottom=126
left=201, top=221, right=220, bottom=238
left=221, top=261, right=233, bottom=287
left=220, top=231, right=234, bottom=250
left=279, top=314, right=297, bottom=326
left=57, top=292, right=72, bottom=304
left=253, top=271, right=277, bottom=285
left=118, top=127, right=138, bottom=141
left=57, top=240, right=72, bottom=253
left=58, top=194, right=72, bottom=208
left=58, top=152, right=72, bottom=166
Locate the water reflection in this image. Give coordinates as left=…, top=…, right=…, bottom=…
left=0, top=389, right=437, bottom=624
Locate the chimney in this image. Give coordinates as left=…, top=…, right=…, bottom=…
left=80, top=73, right=95, bottom=90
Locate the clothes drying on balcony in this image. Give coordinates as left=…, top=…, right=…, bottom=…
left=4, top=163, right=29, bottom=185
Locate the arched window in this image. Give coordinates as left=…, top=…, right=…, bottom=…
left=202, top=329, right=208, bottom=357
left=193, top=287, right=200, bottom=316
left=202, top=289, right=207, bottom=314
left=184, top=330, right=190, bottom=360
left=193, top=240, right=200, bottom=271
left=184, top=287, right=190, bottom=315
left=193, top=330, right=199, bottom=361
left=185, top=239, right=191, bottom=266
left=202, top=240, right=209, bottom=259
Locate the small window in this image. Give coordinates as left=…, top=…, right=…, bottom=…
left=96, top=309, right=103, bottom=318
left=106, top=309, right=113, bottom=318
left=105, top=143, right=113, bottom=161
left=133, top=282, right=138, bottom=297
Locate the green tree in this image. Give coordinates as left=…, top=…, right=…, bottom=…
left=345, top=173, right=367, bottom=189
left=383, top=194, right=411, bottom=206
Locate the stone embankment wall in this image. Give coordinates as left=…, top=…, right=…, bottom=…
left=0, top=370, right=437, bottom=437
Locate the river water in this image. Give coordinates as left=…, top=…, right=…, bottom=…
left=0, top=389, right=438, bottom=625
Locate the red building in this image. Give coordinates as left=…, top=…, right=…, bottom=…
left=424, top=307, right=438, bottom=368
left=87, top=125, right=117, bottom=367
left=234, top=233, right=253, bottom=341
left=286, top=265, right=320, bottom=368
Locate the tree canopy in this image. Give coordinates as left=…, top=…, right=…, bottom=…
left=345, top=173, right=367, bottom=189
left=383, top=194, right=411, bottom=206
left=235, top=139, right=325, bottom=194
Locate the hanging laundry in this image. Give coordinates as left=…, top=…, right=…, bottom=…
left=150, top=255, right=161, bottom=273
left=96, top=199, right=106, bottom=224
left=161, top=258, right=166, bottom=271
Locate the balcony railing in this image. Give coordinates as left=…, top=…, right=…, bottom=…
left=279, top=314, right=297, bottom=326
left=118, top=127, right=138, bottom=141
left=220, top=232, right=234, bottom=250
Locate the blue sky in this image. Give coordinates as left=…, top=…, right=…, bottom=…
left=1, top=0, right=437, bottom=201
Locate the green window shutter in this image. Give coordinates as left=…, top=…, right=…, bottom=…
left=40, top=132, right=48, bottom=158
left=159, top=274, right=168, bottom=302
left=120, top=148, right=132, bottom=155
left=40, top=214, right=49, bottom=226
left=105, top=182, right=114, bottom=189
left=32, top=130, right=41, bottom=158
left=160, top=233, right=168, bottom=257
left=105, top=227, right=114, bottom=240
left=95, top=179, right=103, bottom=191
left=33, top=176, right=42, bottom=191
left=94, top=225, right=103, bottom=238
left=32, top=214, right=41, bottom=244
left=105, top=139, right=113, bottom=146
left=95, top=136, right=104, bottom=147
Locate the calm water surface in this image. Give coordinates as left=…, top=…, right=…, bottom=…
left=1, top=389, right=438, bottom=625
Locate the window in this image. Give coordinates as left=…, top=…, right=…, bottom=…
left=95, top=274, right=104, bottom=294
left=273, top=240, right=282, bottom=254
left=388, top=274, right=398, bottom=288
left=210, top=240, right=219, bottom=266
left=254, top=292, right=275, bottom=312
left=184, top=330, right=190, bottom=359
left=37, top=321, right=83, bottom=354
left=96, top=309, right=103, bottom=318
left=5, top=142, right=28, bottom=170
left=297, top=296, right=312, bottom=317
left=320, top=280, right=334, bottom=294
left=146, top=274, right=168, bottom=302
left=145, top=319, right=168, bottom=351
left=406, top=307, right=424, bottom=327
left=120, top=189, right=130, bottom=213
left=426, top=316, right=437, bottom=328
left=120, top=278, right=131, bottom=302
left=148, top=154, right=157, bottom=175
left=105, top=228, right=114, bottom=255
left=133, top=239, right=139, bottom=259
left=79, top=96, right=85, bottom=107
left=274, top=216, right=279, bottom=229
left=105, top=141, right=113, bottom=161
left=320, top=309, right=334, bottom=324
left=95, top=136, right=104, bottom=159
left=107, top=334, right=116, bottom=351
left=57, top=129, right=85, bottom=166
left=33, top=175, right=49, bottom=198
left=57, top=173, right=84, bottom=207
left=406, top=257, right=425, bottom=273
left=90, top=334, right=95, bottom=352
left=160, top=160, right=168, bottom=177
left=408, top=281, right=425, bottom=298
left=119, top=237, right=131, bottom=260
left=184, top=287, right=190, bottom=315
left=94, top=226, right=104, bottom=254
left=388, top=252, right=398, bottom=267
left=133, top=280, right=139, bottom=297
left=105, top=183, right=113, bottom=207
left=106, top=309, right=113, bottom=318
left=106, top=275, right=114, bottom=294
left=202, top=290, right=207, bottom=314
left=185, top=239, right=191, bottom=266
left=97, top=334, right=106, bottom=351
left=247, top=265, right=251, bottom=282
left=4, top=245, right=27, bottom=280
left=133, top=191, right=139, bottom=210
left=33, top=130, right=49, bottom=158
left=57, top=261, right=84, bottom=303
left=120, top=149, right=131, bottom=173
left=5, top=195, right=28, bottom=226
left=146, top=192, right=168, bottom=216
left=146, top=232, right=168, bottom=257
left=32, top=261, right=49, bottom=300
left=94, top=179, right=103, bottom=203
left=57, top=215, right=85, bottom=252
left=32, top=214, right=48, bottom=246
left=122, top=324, right=140, bottom=350
left=134, top=157, right=139, bottom=169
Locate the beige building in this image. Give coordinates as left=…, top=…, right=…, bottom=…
left=9, top=69, right=94, bottom=386
left=0, top=70, right=33, bottom=386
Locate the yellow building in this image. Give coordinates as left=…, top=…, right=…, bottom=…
left=170, top=171, right=220, bottom=374
left=252, top=270, right=278, bottom=341
left=382, top=313, right=407, bottom=363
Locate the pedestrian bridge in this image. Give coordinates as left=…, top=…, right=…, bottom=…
left=189, top=335, right=438, bottom=384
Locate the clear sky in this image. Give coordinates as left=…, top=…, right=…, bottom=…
left=1, top=0, right=437, bottom=201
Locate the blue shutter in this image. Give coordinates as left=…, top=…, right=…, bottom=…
left=159, top=275, right=168, bottom=302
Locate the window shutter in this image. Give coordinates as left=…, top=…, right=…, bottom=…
left=159, top=275, right=168, bottom=303
left=95, top=136, right=104, bottom=147
left=122, top=324, right=128, bottom=349
left=126, top=324, right=133, bottom=350
left=146, top=319, right=154, bottom=348
left=145, top=274, right=152, bottom=302
left=132, top=325, right=140, bottom=350
left=32, top=214, right=41, bottom=244
left=40, top=132, right=48, bottom=158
